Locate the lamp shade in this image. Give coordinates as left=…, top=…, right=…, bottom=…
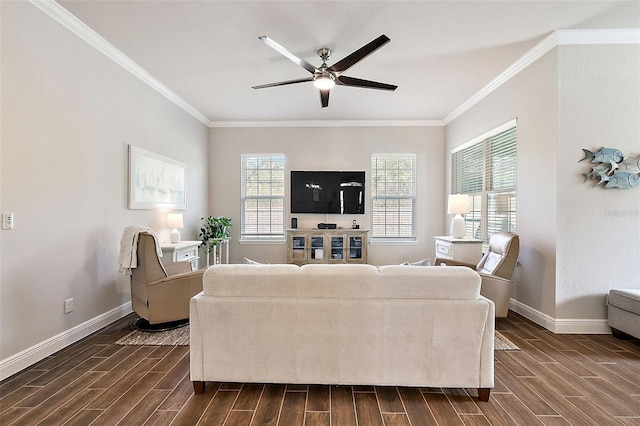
left=447, top=194, right=471, bottom=215
left=167, top=213, right=183, bottom=229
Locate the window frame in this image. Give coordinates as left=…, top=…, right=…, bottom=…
left=240, top=153, right=286, bottom=243
left=451, top=120, right=517, bottom=244
left=370, top=153, right=417, bottom=243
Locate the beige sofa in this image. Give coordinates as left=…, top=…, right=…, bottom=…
left=190, top=263, right=495, bottom=401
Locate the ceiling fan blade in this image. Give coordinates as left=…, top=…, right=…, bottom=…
left=258, top=36, right=317, bottom=74
left=337, top=75, right=397, bottom=91
left=252, top=77, right=314, bottom=89
left=328, top=35, right=390, bottom=74
left=320, top=89, right=330, bottom=108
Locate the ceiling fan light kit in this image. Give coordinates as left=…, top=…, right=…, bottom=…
left=313, top=74, right=335, bottom=90
left=252, top=35, right=397, bottom=108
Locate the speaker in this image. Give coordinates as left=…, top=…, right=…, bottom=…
left=318, top=223, right=337, bottom=229
left=291, top=218, right=297, bottom=229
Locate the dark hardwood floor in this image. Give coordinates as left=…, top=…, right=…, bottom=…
left=1, top=312, right=639, bottom=425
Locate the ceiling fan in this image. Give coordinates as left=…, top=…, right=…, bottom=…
left=252, top=34, right=397, bottom=108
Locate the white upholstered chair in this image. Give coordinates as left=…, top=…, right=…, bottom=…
left=435, top=232, right=519, bottom=317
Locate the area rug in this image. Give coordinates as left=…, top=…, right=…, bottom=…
left=116, top=325, right=190, bottom=346
left=494, top=331, right=520, bottom=351
left=117, top=326, right=520, bottom=351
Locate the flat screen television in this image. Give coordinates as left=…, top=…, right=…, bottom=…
left=291, top=171, right=365, bottom=214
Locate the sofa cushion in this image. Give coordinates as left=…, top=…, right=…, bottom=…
left=203, top=263, right=481, bottom=301
left=378, top=265, right=480, bottom=300
left=203, top=264, right=300, bottom=296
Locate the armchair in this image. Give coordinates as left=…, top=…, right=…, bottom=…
left=130, top=233, right=204, bottom=330
left=435, top=232, right=519, bottom=317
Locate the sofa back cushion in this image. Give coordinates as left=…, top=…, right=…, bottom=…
left=203, top=263, right=481, bottom=301
left=378, top=265, right=480, bottom=299
left=203, top=264, right=300, bottom=297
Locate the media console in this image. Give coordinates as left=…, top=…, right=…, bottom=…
left=287, top=228, right=368, bottom=265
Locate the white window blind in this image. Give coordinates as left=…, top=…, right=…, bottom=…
left=452, top=124, right=517, bottom=243
left=371, top=153, right=417, bottom=241
left=241, top=154, right=285, bottom=241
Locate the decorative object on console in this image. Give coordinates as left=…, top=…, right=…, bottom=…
left=128, top=145, right=186, bottom=210
left=448, top=194, right=470, bottom=238
left=167, top=213, right=183, bottom=243
left=579, top=147, right=640, bottom=189
left=318, top=223, right=337, bottom=229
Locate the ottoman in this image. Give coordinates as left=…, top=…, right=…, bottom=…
left=607, top=289, right=640, bottom=339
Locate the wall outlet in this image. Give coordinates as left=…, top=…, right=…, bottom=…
left=64, top=298, right=74, bottom=314
left=2, top=213, right=14, bottom=230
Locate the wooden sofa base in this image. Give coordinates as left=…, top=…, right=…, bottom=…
left=192, top=381, right=491, bottom=402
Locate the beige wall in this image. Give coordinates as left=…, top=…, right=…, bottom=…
left=556, top=44, right=640, bottom=319
left=446, top=43, right=640, bottom=326
left=446, top=50, right=559, bottom=319
left=208, top=126, right=445, bottom=266
left=0, top=2, right=208, bottom=365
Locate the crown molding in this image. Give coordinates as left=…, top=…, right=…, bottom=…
left=29, top=0, right=210, bottom=126
left=209, top=120, right=444, bottom=128
left=444, top=28, right=640, bottom=125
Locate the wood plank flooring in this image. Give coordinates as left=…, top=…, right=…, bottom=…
left=1, top=312, right=639, bottom=425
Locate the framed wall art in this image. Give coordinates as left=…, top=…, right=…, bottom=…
left=128, top=145, right=186, bottom=210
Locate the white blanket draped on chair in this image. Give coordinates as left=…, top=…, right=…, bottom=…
left=118, top=225, right=162, bottom=274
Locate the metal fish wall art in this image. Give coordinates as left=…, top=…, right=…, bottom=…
left=580, top=147, right=640, bottom=190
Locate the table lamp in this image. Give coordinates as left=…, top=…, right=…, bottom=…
left=448, top=194, right=470, bottom=239
left=167, top=213, right=183, bottom=244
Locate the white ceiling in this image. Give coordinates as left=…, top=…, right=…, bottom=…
left=56, top=1, right=636, bottom=124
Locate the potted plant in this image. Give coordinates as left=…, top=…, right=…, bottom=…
left=199, top=215, right=232, bottom=266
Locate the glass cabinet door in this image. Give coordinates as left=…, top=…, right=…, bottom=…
left=330, top=236, right=345, bottom=261
left=310, top=235, right=325, bottom=262
left=348, top=236, right=363, bottom=261
left=291, top=235, right=307, bottom=263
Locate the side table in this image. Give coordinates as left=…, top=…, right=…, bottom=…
left=434, top=236, right=483, bottom=264
left=161, top=240, right=202, bottom=271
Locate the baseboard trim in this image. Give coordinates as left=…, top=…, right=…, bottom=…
left=509, top=299, right=611, bottom=334
left=0, top=303, right=132, bottom=381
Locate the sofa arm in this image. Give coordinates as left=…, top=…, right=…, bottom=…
left=434, top=258, right=477, bottom=269
left=479, top=274, right=513, bottom=317
left=165, top=261, right=193, bottom=276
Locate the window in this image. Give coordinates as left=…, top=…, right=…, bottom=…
left=241, top=154, right=285, bottom=241
left=371, top=153, right=417, bottom=241
left=451, top=121, right=517, bottom=244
